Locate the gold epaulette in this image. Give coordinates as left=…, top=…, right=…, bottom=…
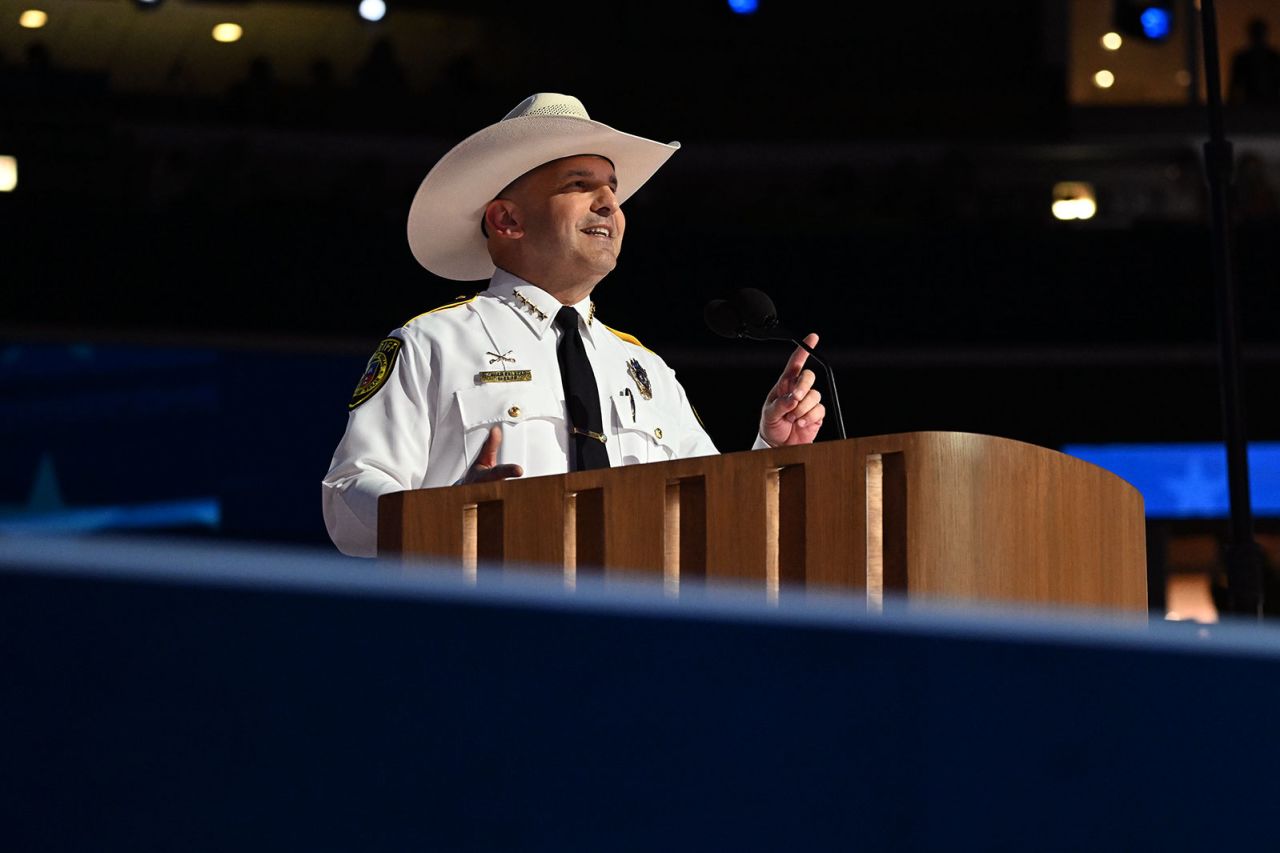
left=403, top=294, right=477, bottom=327
left=604, top=324, right=654, bottom=354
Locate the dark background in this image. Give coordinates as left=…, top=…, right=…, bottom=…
left=2, top=0, right=1278, bottom=554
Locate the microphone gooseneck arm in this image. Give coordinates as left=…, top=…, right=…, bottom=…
left=741, top=324, right=847, bottom=441
left=789, top=337, right=846, bottom=442
left=704, top=289, right=848, bottom=440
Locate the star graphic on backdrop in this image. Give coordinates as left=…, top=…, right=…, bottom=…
left=1162, top=455, right=1226, bottom=515
left=0, top=453, right=219, bottom=533
left=27, top=453, right=64, bottom=511
left=0, top=453, right=64, bottom=519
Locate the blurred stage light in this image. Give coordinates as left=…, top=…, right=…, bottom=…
left=358, top=0, right=386, bottom=22
left=728, top=0, right=758, bottom=14
left=1113, top=0, right=1174, bottom=43
left=1175, top=69, right=1191, bottom=87
left=1139, top=6, right=1171, bottom=40
left=1052, top=198, right=1096, bottom=220
left=212, top=23, right=243, bottom=43
left=133, top=0, right=163, bottom=10
left=18, top=9, right=48, bottom=28
left=0, top=156, right=17, bottom=193
left=1051, top=182, right=1097, bottom=221
left=1101, top=32, right=1122, bottom=50
left=1093, top=69, right=1115, bottom=89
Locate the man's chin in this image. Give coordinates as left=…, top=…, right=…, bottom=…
left=582, top=252, right=618, bottom=276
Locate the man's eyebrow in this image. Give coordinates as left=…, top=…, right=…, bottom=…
left=563, top=169, right=619, bottom=187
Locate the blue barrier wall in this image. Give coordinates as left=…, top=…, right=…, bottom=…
left=1, top=537, right=1276, bottom=851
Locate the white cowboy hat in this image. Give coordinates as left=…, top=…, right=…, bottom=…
left=406, top=93, right=681, bottom=281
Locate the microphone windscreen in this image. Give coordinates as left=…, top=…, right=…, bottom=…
left=703, top=299, right=744, bottom=338
left=733, top=288, right=778, bottom=329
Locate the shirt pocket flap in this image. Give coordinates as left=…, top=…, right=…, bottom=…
left=610, top=394, right=679, bottom=453
left=456, top=383, right=562, bottom=430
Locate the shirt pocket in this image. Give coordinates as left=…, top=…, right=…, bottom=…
left=454, top=383, right=566, bottom=474
left=610, top=393, right=681, bottom=465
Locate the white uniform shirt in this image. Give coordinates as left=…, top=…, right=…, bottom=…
left=322, top=269, right=724, bottom=557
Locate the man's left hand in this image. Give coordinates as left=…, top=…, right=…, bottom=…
left=759, top=332, right=825, bottom=447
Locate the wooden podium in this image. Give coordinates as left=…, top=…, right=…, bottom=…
left=378, top=432, right=1147, bottom=611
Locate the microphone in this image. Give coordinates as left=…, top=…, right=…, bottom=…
left=703, top=298, right=745, bottom=339
left=733, top=287, right=796, bottom=341
left=702, top=289, right=847, bottom=440
left=702, top=289, right=794, bottom=340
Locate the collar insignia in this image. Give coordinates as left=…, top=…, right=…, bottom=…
left=487, top=350, right=516, bottom=365
left=512, top=289, right=547, bottom=321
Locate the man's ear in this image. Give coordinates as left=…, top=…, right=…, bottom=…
left=484, top=199, right=523, bottom=239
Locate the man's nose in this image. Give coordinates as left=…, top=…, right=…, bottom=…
left=591, top=185, right=618, bottom=215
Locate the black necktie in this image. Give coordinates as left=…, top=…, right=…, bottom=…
left=555, top=306, right=610, bottom=471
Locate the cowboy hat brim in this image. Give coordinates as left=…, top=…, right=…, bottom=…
left=407, top=114, right=680, bottom=281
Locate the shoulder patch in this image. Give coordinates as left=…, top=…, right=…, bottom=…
left=403, top=294, right=477, bottom=328
left=348, top=337, right=403, bottom=410
left=604, top=324, right=653, bottom=354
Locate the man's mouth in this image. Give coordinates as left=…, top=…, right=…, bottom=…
left=580, top=226, right=612, bottom=239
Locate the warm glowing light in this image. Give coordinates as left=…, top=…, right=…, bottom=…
left=1052, top=198, right=1097, bottom=220
left=1052, top=182, right=1097, bottom=221
left=0, top=156, right=17, bottom=193
left=212, top=23, right=243, bottom=43
left=1101, top=32, right=1122, bottom=50
left=1176, top=69, right=1192, bottom=87
left=18, top=9, right=47, bottom=28
left=1093, top=69, right=1115, bottom=89
left=358, top=0, right=386, bottom=21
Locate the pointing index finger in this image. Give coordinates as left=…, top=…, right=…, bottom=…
left=784, top=333, right=820, bottom=377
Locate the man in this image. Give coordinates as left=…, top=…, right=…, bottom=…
left=323, top=93, right=825, bottom=557
left=1229, top=18, right=1280, bottom=107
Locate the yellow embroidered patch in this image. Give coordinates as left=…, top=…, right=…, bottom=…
left=348, top=337, right=402, bottom=410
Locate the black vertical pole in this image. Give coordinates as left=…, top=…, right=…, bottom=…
left=1198, top=0, right=1263, bottom=617
left=1184, top=0, right=1200, bottom=107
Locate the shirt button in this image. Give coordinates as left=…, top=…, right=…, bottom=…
left=508, top=406, right=521, bottom=418
left=654, top=427, right=663, bottom=439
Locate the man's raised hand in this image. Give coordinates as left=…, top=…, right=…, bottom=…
left=759, top=333, right=825, bottom=447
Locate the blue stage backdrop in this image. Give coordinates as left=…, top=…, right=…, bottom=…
left=1064, top=442, right=1280, bottom=518
left=5, top=340, right=1276, bottom=549
left=1, top=340, right=355, bottom=545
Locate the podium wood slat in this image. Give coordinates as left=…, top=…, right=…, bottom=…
left=500, top=477, right=566, bottom=571
left=601, top=462, right=668, bottom=578
left=379, top=433, right=1148, bottom=612
left=704, top=454, right=770, bottom=584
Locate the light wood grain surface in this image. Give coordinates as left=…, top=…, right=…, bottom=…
left=379, top=432, right=1147, bottom=612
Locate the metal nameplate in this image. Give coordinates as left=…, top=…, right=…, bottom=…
left=478, top=370, right=533, bottom=383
